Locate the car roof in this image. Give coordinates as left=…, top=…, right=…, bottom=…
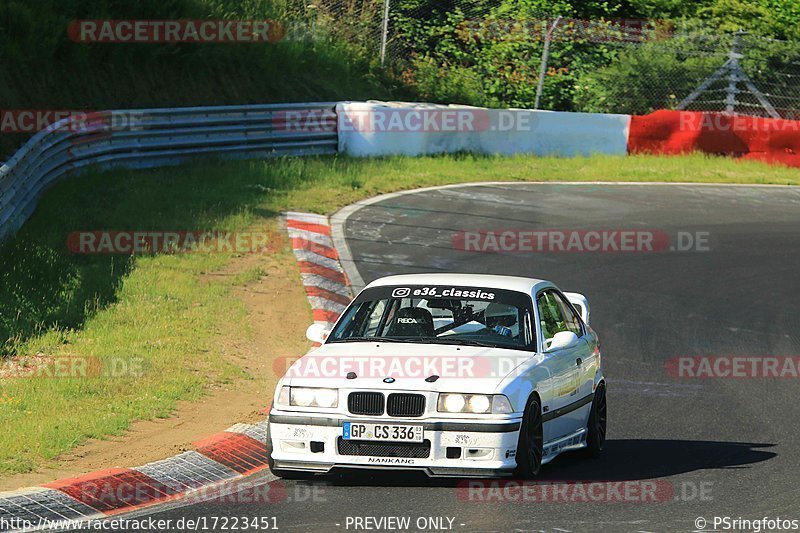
left=363, top=273, right=555, bottom=295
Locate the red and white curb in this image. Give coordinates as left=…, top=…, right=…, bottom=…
left=283, top=211, right=352, bottom=327
left=0, top=420, right=272, bottom=531
left=0, top=214, right=354, bottom=532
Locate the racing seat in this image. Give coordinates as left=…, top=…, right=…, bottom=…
left=385, top=307, right=435, bottom=338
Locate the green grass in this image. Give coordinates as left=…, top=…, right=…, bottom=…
left=0, top=0, right=402, bottom=158
left=231, top=267, right=268, bottom=286
left=264, top=152, right=800, bottom=216
left=0, top=151, right=798, bottom=475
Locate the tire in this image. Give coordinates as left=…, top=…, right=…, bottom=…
left=585, top=382, right=607, bottom=458
left=514, top=395, right=544, bottom=478
left=266, top=422, right=316, bottom=480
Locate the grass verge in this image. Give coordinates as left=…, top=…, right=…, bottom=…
left=0, top=0, right=402, bottom=158
left=0, top=152, right=798, bottom=475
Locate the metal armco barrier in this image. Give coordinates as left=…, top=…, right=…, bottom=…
left=4, top=100, right=796, bottom=242
left=0, top=102, right=337, bottom=240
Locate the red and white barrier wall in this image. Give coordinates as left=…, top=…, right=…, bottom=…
left=628, top=110, right=800, bottom=168
left=336, top=102, right=800, bottom=168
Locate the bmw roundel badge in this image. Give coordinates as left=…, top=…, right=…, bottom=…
left=383, top=377, right=396, bottom=383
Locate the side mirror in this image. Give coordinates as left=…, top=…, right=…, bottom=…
left=306, top=323, right=331, bottom=344
left=545, top=331, right=580, bottom=352
left=564, top=292, right=590, bottom=325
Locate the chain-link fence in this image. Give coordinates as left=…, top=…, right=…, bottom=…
left=279, top=0, right=388, bottom=58
left=280, top=0, right=800, bottom=118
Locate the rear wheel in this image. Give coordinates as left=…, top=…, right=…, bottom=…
left=585, top=382, right=607, bottom=457
left=515, top=395, right=544, bottom=478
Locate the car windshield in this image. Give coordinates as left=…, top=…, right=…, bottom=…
left=329, top=285, right=536, bottom=351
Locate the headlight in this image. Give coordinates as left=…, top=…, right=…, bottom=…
left=468, top=395, right=491, bottom=413
left=437, top=393, right=513, bottom=414
left=278, top=386, right=339, bottom=408
left=442, top=393, right=466, bottom=413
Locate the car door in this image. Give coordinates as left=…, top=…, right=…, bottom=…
left=550, top=290, right=596, bottom=427
left=536, top=290, right=589, bottom=440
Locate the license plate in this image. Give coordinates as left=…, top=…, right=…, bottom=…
left=342, top=422, right=423, bottom=442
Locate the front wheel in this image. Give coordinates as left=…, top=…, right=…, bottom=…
left=585, top=382, right=607, bottom=457
left=514, top=395, right=544, bottom=478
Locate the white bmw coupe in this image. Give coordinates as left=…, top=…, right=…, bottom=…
left=267, top=273, right=606, bottom=478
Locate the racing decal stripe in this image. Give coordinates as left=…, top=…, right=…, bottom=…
left=268, top=415, right=341, bottom=427
left=542, top=393, right=594, bottom=423
left=268, top=414, right=521, bottom=433
left=425, top=421, right=521, bottom=432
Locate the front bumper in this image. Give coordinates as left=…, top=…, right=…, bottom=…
left=268, top=411, right=523, bottom=477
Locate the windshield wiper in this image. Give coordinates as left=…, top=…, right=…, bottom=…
left=429, top=338, right=499, bottom=348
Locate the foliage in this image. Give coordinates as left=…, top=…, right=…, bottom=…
left=0, top=0, right=398, bottom=157
left=392, top=0, right=800, bottom=113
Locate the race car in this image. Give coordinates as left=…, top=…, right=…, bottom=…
left=266, top=273, right=606, bottom=478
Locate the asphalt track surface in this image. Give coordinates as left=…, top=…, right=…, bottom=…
left=95, top=183, right=800, bottom=533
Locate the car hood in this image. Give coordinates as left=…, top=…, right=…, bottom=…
left=279, top=341, right=540, bottom=394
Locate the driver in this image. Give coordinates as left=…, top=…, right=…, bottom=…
left=484, top=303, right=519, bottom=338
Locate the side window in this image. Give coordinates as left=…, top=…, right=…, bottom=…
left=536, top=291, right=568, bottom=341
left=552, top=292, right=583, bottom=337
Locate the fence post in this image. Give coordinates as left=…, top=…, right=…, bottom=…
left=380, top=0, right=390, bottom=65
left=724, top=30, right=745, bottom=114
left=678, top=29, right=779, bottom=118
left=534, top=16, right=562, bottom=110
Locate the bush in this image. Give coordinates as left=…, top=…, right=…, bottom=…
left=390, top=0, right=800, bottom=113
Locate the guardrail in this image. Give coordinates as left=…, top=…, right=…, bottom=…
left=0, top=102, right=337, bottom=240
left=3, top=100, right=796, bottom=241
